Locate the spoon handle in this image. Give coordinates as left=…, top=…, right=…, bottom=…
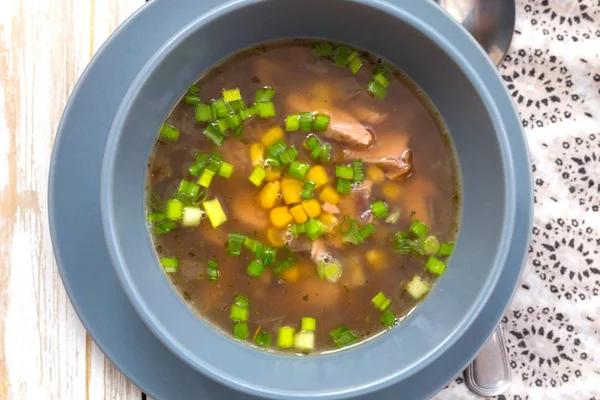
left=464, top=325, right=511, bottom=396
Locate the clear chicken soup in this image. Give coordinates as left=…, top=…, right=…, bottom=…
left=146, top=40, right=460, bottom=354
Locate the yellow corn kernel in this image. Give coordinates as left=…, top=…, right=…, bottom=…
left=302, top=199, right=322, bottom=218
left=270, top=206, right=294, bottom=228
left=319, top=185, right=340, bottom=205
left=267, top=227, right=286, bottom=247
left=281, top=177, right=303, bottom=205
left=261, top=126, right=285, bottom=148
left=365, top=249, right=387, bottom=272
left=250, top=142, right=265, bottom=166
left=367, top=165, right=386, bottom=183
left=306, top=165, right=329, bottom=187
left=265, top=168, right=283, bottom=182
left=382, top=182, right=401, bottom=201
left=289, top=204, right=308, bottom=224
left=319, top=213, right=338, bottom=232
left=281, top=265, right=300, bottom=283
left=257, top=181, right=280, bottom=210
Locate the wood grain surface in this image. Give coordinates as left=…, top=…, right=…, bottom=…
left=0, top=1, right=144, bottom=398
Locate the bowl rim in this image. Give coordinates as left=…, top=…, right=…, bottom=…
left=101, top=0, right=517, bottom=398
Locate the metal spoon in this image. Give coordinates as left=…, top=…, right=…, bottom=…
left=435, top=0, right=516, bottom=396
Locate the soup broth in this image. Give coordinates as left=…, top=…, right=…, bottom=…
left=146, top=40, right=460, bottom=354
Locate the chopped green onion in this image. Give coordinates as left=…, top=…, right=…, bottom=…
left=285, top=114, right=300, bottom=131
left=166, top=199, right=184, bottom=220
left=195, top=152, right=211, bottom=165
left=227, top=233, right=246, bottom=257
left=229, top=304, right=249, bottom=322
left=367, top=80, right=387, bottom=100
left=405, top=275, right=430, bottom=299
left=290, top=223, right=306, bottom=236
left=187, top=84, right=200, bottom=95
left=336, top=179, right=352, bottom=194
left=218, top=162, right=234, bottom=179
left=243, top=238, right=262, bottom=255
left=336, top=165, right=354, bottom=180
left=249, top=166, right=267, bottom=187
left=195, top=104, right=212, bottom=122
left=214, top=98, right=232, bottom=118
left=206, top=153, right=223, bottom=171
left=385, top=208, right=401, bottom=224
left=359, top=223, right=376, bottom=240
left=176, top=179, right=191, bottom=198
left=313, top=42, right=334, bottom=58
left=311, top=146, right=323, bottom=160
left=198, top=169, right=215, bottom=188
left=353, top=160, right=364, bottom=182
left=333, top=45, right=354, bottom=67
left=349, top=57, right=363, bottom=74
left=264, top=157, right=281, bottom=169
left=329, top=326, right=357, bottom=348
left=233, top=322, right=249, bottom=339
left=186, top=182, right=200, bottom=200
left=370, top=201, right=389, bottom=219
left=184, top=95, right=202, bottom=105
left=182, top=206, right=204, bottom=227
left=203, top=124, right=226, bottom=146
left=372, top=72, right=389, bottom=88
left=247, top=260, right=265, bottom=277
left=381, top=310, right=396, bottom=327
left=313, top=114, right=330, bottom=132
left=410, top=220, right=429, bottom=238
left=234, top=294, right=250, bottom=309
left=371, top=291, right=391, bottom=311
left=317, top=261, right=342, bottom=283
left=222, top=88, right=242, bottom=103
left=438, top=242, right=455, bottom=257
left=207, top=259, right=219, bottom=282
left=217, top=118, right=229, bottom=133
left=301, top=180, right=317, bottom=200
left=148, top=212, right=166, bottom=223
left=342, top=231, right=364, bottom=245
left=255, top=87, right=276, bottom=103
left=294, top=330, right=315, bottom=352
left=299, top=112, right=314, bottom=132
left=188, top=162, right=204, bottom=178
left=239, top=106, right=256, bottom=120
left=209, top=101, right=218, bottom=121
left=154, top=221, right=177, bottom=235
left=257, top=246, right=277, bottom=266
left=160, top=124, right=180, bottom=141
left=305, top=218, right=326, bottom=240
left=256, top=102, right=275, bottom=118
left=267, top=140, right=288, bottom=157
left=277, top=327, right=295, bottom=348
left=425, top=256, right=446, bottom=276
left=301, top=317, right=316, bottom=332
left=393, top=232, right=423, bottom=255
left=319, top=143, right=332, bottom=163
left=229, top=99, right=246, bottom=111
left=288, top=161, right=310, bottom=180
left=305, top=135, right=321, bottom=151
left=226, top=114, right=243, bottom=132
left=202, top=198, right=227, bottom=228
left=422, top=235, right=440, bottom=255
left=255, top=332, right=272, bottom=347
left=161, top=257, right=179, bottom=273
left=278, top=147, right=298, bottom=164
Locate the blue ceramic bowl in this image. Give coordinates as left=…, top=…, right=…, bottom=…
left=101, top=0, right=517, bottom=398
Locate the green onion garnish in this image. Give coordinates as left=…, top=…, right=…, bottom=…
left=285, top=114, right=300, bottom=131
left=278, top=147, right=298, bottom=164
left=393, top=232, right=423, bottom=255
left=294, top=330, right=315, bottom=352
left=222, top=88, right=242, bottom=103
left=239, top=106, right=257, bottom=120
left=229, top=99, right=246, bottom=111
left=277, top=327, right=295, bottom=348
left=209, top=101, right=218, bottom=121
left=226, top=114, right=243, bottom=132
left=313, top=114, right=330, bottom=132
left=160, top=124, right=180, bottom=141
left=370, top=201, right=389, bottom=219
left=217, top=118, right=229, bottom=133
left=264, top=157, right=281, bottom=169
left=317, top=261, right=342, bottom=283
left=195, top=104, right=212, bottom=122
left=301, top=317, right=317, bottom=332
left=203, top=123, right=226, bottom=146
left=188, top=163, right=204, bottom=177
left=187, top=84, right=200, bottom=95
left=207, top=259, right=219, bottom=282
left=202, top=198, right=227, bottom=228
left=319, top=143, right=332, bottom=163
left=184, top=95, right=202, bottom=105
left=290, top=223, right=306, bottom=236
left=218, top=162, right=234, bottom=179
left=438, top=242, right=455, bottom=257
left=288, top=161, right=310, bottom=180
left=234, top=294, right=250, bottom=309
left=255, top=332, right=272, bottom=347
left=301, top=180, right=317, bottom=200
left=147, top=212, right=166, bottom=223
left=247, top=260, right=265, bottom=277
left=154, top=221, right=177, bottom=235
left=329, top=326, right=357, bottom=348
left=255, top=87, right=276, bottom=103
left=198, top=169, right=215, bottom=188
left=421, top=235, right=440, bottom=255
left=243, top=238, right=262, bottom=255
left=267, top=140, right=288, bottom=157
left=230, top=304, right=249, bottom=322
left=256, top=102, right=275, bottom=118
left=359, top=223, right=376, bottom=240
left=175, top=179, right=190, bottom=199
left=305, top=135, right=321, bottom=151
left=166, top=199, right=184, bottom=220
left=305, top=218, right=326, bottom=240
left=333, top=45, right=354, bottom=67
left=336, top=165, right=354, bottom=180
left=233, top=322, right=249, bottom=339
left=425, top=256, right=446, bottom=276
left=349, top=57, right=363, bottom=74
left=371, top=291, right=391, bottom=311
left=313, top=43, right=334, bottom=58
left=227, top=233, right=246, bottom=257
left=257, top=246, right=277, bottom=266
left=249, top=166, right=267, bottom=187
left=186, top=182, right=200, bottom=200
left=336, top=179, right=352, bottom=194
left=367, top=80, right=387, bottom=100
left=353, top=160, right=364, bottom=182
left=182, top=206, right=204, bottom=227
left=410, top=220, right=428, bottom=238
left=299, top=112, right=314, bottom=132
left=381, top=310, right=396, bottom=327
left=161, top=257, right=179, bottom=273
left=214, top=98, right=232, bottom=118
left=372, top=72, right=389, bottom=88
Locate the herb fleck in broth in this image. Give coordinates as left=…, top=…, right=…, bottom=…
left=147, top=40, right=461, bottom=354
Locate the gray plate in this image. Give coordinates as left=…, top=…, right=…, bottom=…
left=48, top=0, right=533, bottom=399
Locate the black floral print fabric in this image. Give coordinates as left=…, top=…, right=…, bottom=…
left=435, top=1, right=600, bottom=399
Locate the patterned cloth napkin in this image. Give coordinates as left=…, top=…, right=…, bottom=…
left=435, top=1, right=600, bottom=399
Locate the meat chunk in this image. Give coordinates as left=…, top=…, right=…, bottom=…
left=310, top=239, right=327, bottom=262
left=322, top=202, right=340, bottom=215
left=351, top=105, right=388, bottom=126
left=373, top=149, right=414, bottom=181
